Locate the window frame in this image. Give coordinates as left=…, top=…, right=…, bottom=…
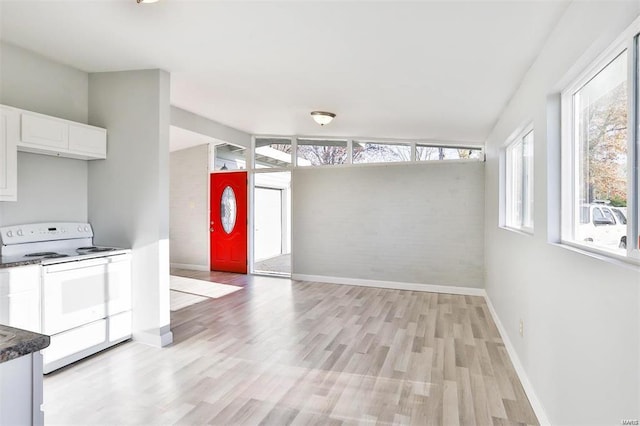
left=351, top=140, right=413, bottom=164
left=560, top=18, right=640, bottom=262
left=252, top=135, right=484, bottom=171
left=502, top=125, right=534, bottom=234
left=295, top=137, right=349, bottom=167
left=415, top=144, right=485, bottom=162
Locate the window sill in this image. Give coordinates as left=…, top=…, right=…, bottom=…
left=553, top=241, right=640, bottom=271
left=500, top=225, right=534, bottom=237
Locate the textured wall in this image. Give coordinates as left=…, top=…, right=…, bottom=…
left=292, top=162, right=484, bottom=287
left=170, top=144, right=209, bottom=269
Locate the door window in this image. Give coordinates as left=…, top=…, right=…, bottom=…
left=221, top=186, right=237, bottom=234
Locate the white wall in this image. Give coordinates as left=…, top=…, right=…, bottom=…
left=484, top=2, right=640, bottom=424
left=171, top=106, right=251, bottom=148
left=292, top=162, right=484, bottom=288
left=170, top=144, right=209, bottom=270
left=88, top=70, right=172, bottom=348
left=0, top=42, right=89, bottom=227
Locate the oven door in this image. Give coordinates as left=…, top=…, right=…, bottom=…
left=42, top=254, right=131, bottom=335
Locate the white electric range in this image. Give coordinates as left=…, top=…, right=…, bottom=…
left=0, top=222, right=132, bottom=373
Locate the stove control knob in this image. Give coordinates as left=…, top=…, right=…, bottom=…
left=77, top=226, right=83, bottom=232
left=61, top=228, right=66, bottom=233
left=16, top=229, right=23, bottom=236
left=84, top=226, right=90, bottom=232
left=6, top=231, right=12, bottom=238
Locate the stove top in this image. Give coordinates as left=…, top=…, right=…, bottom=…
left=0, top=222, right=131, bottom=265
left=25, top=252, right=69, bottom=259
left=76, top=246, right=117, bottom=253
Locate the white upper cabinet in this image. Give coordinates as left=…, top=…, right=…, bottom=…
left=68, top=124, right=107, bottom=158
left=18, top=110, right=106, bottom=160
left=0, top=106, right=19, bottom=202
left=21, top=113, right=68, bottom=150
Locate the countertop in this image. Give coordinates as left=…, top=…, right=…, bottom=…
left=0, top=324, right=50, bottom=364
left=0, top=256, right=42, bottom=269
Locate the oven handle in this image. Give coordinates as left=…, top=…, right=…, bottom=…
left=43, top=253, right=131, bottom=274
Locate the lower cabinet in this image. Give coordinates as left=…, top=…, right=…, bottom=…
left=0, top=352, right=45, bottom=426
left=0, top=265, right=41, bottom=333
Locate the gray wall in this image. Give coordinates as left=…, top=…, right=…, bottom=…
left=171, top=106, right=251, bottom=148
left=0, top=42, right=89, bottom=227
left=292, top=162, right=484, bottom=287
left=88, top=70, right=172, bottom=347
left=0, top=153, right=87, bottom=226
left=0, top=42, right=88, bottom=123
left=484, top=1, right=640, bottom=424
left=170, top=144, right=209, bottom=269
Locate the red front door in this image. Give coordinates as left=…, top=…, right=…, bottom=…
left=210, top=171, right=247, bottom=273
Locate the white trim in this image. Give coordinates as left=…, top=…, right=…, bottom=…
left=254, top=134, right=483, bottom=148
left=291, top=274, right=484, bottom=296
left=170, top=262, right=209, bottom=272
left=483, top=293, right=551, bottom=426
left=560, top=16, right=640, bottom=261
left=294, top=157, right=483, bottom=171
left=133, top=326, right=173, bottom=348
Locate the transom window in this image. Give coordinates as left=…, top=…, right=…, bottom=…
left=417, top=145, right=484, bottom=161
left=352, top=141, right=411, bottom=164
left=252, top=137, right=484, bottom=169
left=297, top=139, right=348, bottom=166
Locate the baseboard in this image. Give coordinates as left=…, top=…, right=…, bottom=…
left=170, top=262, right=209, bottom=272
left=483, top=292, right=551, bottom=426
left=133, top=327, right=173, bottom=348
left=291, top=273, right=485, bottom=296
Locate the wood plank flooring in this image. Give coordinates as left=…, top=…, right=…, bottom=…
left=43, top=270, right=538, bottom=425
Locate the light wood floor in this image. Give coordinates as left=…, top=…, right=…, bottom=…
left=43, top=270, right=538, bottom=426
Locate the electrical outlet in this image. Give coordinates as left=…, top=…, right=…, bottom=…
left=519, top=319, right=524, bottom=337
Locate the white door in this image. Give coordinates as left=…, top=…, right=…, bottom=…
left=254, top=187, right=282, bottom=261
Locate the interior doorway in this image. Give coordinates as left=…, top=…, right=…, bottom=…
left=253, top=171, right=291, bottom=276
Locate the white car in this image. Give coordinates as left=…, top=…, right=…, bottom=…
left=577, top=204, right=627, bottom=249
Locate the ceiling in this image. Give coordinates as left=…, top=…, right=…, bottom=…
left=0, top=0, right=569, bottom=144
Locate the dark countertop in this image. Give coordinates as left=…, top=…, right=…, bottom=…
left=0, top=324, right=50, bottom=363
left=0, top=256, right=42, bottom=269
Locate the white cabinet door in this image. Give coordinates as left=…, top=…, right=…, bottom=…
left=0, top=107, right=18, bottom=202
left=106, top=255, right=132, bottom=316
left=20, top=113, right=68, bottom=149
left=68, top=124, right=106, bottom=158
left=0, top=265, right=41, bottom=333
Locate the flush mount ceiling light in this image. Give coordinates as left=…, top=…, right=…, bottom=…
left=136, top=0, right=159, bottom=3
left=310, top=111, right=336, bottom=126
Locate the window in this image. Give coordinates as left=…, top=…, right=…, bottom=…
left=352, top=141, right=411, bottom=164
left=504, top=129, right=534, bottom=231
left=251, top=137, right=485, bottom=169
left=416, top=145, right=484, bottom=161
left=254, top=138, right=292, bottom=169
left=561, top=22, right=639, bottom=260
left=297, top=139, right=348, bottom=166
